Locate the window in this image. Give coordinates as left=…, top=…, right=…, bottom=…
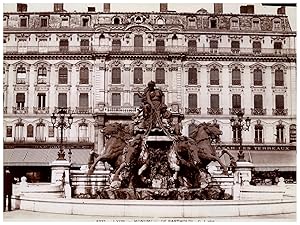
left=38, top=39, right=48, bottom=53
left=37, top=66, right=47, bottom=84
left=37, top=93, right=46, bottom=108
left=156, top=39, right=165, bottom=53
left=231, top=41, right=240, bottom=53
left=253, top=41, right=261, bottom=54
left=172, top=34, right=178, bottom=46
left=134, top=35, right=143, bottom=52
left=82, top=18, right=89, bottom=27
left=155, top=68, right=165, bottom=84
left=58, top=93, right=67, bottom=108
left=273, top=20, right=281, bottom=30
left=36, top=122, right=45, bottom=141
left=210, top=68, right=219, bottom=85
left=188, top=40, right=197, bottom=53
left=254, top=124, right=263, bottom=143
left=80, top=39, right=89, bottom=52
left=188, top=94, right=197, bottom=109
left=210, top=19, right=217, bottom=28
left=289, top=124, right=296, bottom=143
left=232, top=94, right=241, bottom=109
left=232, top=126, right=241, bottom=143
left=16, top=66, right=26, bottom=84
left=79, top=93, right=89, bottom=108
left=254, top=95, right=263, bottom=109
left=27, top=124, right=34, bottom=137
left=134, top=93, right=142, bottom=106
left=275, top=69, right=284, bottom=86
left=99, top=34, right=106, bottom=46
left=16, top=93, right=25, bottom=108
left=20, top=18, right=27, bottom=27
left=210, top=40, right=218, bottom=50
left=276, top=123, right=285, bottom=143
left=231, top=19, right=239, bottom=29
left=113, top=17, right=120, bottom=24
left=112, top=39, right=121, bottom=52
left=18, top=40, right=27, bottom=53
left=210, top=94, right=219, bottom=109
left=275, top=95, right=284, bottom=109
left=41, top=18, right=48, bottom=27
left=188, top=18, right=196, bottom=27
left=188, top=123, right=197, bottom=137
left=188, top=68, right=197, bottom=85
left=48, top=126, right=54, bottom=137
left=252, top=19, right=260, bottom=29
left=134, top=68, right=143, bottom=84
left=112, top=93, right=121, bottom=106
left=61, top=17, right=69, bottom=27
left=274, top=42, right=282, bottom=54
left=59, top=39, right=69, bottom=52
left=58, top=67, right=68, bottom=84
left=15, top=122, right=24, bottom=141
left=112, top=68, right=121, bottom=84
left=253, top=68, right=262, bottom=86
left=79, top=124, right=88, bottom=141
left=232, top=68, right=241, bottom=85
left=79, top=67, right=89, bottom=84
left=6, top=126, right=12, bottom=137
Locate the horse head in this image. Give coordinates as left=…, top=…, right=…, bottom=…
left=102, top=122, right=122, bottom=138
left=190, top=122, right=222, bottom=144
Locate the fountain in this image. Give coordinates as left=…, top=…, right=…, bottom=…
left=76, top=81, right=236, bottom=200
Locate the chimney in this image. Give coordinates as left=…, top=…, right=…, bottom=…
left=277, top=6, right=286, bottom=15
left=240, top=5, right=254, bottom=14
left=214, top=3, right=223, bottom=14
left=88, top=7, right=96, bottom=12
left=17, top=3, right=27, bottom=12
left=160, top=3, right=168, bottom=12
left=103, top=3, right=110, bottom=13
left=54, top=3, right=64, bottom=12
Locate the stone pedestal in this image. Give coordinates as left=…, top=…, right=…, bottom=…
left=50, top=160, right=71, bottom=198
left=233, top=161, right=254, bottom=200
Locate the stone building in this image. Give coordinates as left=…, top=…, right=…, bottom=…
left=3, top=3, right=296, bottom=182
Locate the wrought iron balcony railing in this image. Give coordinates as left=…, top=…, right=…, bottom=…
left=13, top=107, right=28, bottom=114
left=272, top=108, right=288, bottom=116
left=251, top=108, right=266, bottom=116
left=185, top=107, right=201, bottom=115
left=16, top=78, right=26, bottom=84
left=276, top=139, right=286, bottom=144
left=35, top=137, right=47, bottom=142
left=75, top=107, right=92, bottom=114
left=33, top=107, right=49, bottom=114
left=207, top=107, right=223, bottom=115
left=232, top=138, right=241, bottom=144
left=254, top=138, right=264, bottom=144
left=3, top=45, right=296, bottom=56
left=56, top=137, right=68, bottom=142
left=229, top=108, right=245, bottom=115
left=14, top=137, right=25, bottom=143
left=104, top=106, right=139, bottom=113
left=37, top=77, right=47, bottom=84
left=78, top=137, right=90, bottom=143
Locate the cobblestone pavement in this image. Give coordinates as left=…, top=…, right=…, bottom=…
left=3, top=210, right=296, bottom=222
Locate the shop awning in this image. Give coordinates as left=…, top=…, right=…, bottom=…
left=219, top=150, right=296, bottom=171
left=3, top=148, right=91, bottom=167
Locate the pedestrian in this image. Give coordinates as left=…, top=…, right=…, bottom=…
left=4, top=168, right=16, bottom=211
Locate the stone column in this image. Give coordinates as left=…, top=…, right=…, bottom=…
left=93, top=114, right=105, bottom=155
left=94, top=58, right=106, bottom=109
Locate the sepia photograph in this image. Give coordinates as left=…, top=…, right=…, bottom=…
left=2, top=1, right=297, bottom=222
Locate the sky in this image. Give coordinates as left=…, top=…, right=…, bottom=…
left=2, top=1, right=297, bottom=31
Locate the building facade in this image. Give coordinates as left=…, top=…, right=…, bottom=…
left=3, top=3, right=296, bottom=182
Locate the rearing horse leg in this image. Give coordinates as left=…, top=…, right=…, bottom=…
left=87, top=153, right=111, bottom=175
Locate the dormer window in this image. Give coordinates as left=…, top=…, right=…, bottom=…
left=231, top=18, right=239, bottom=29
left=82, top=17, right=89, bottom=27
left=273, top=19, right=281, bottom=31
left=40, top=17, right=48, bottom=27
left=113, top=17, right=120, bottom=24
left=61, top=17, right=69, bottom=27
left=20, top=17, right=28, bottom=27
left=252, top=19, right=260, bottom=30
left=210, top=18, right=217, bottom=28
left=188, top=17, right=196, bottom=27
left=136, top=16, right=142, bottom=23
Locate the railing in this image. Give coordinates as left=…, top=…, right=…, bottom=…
left=16, top=78, right=26, bottom=84
left=33, top=107, right=49, bottom=114
left=229, top=108, right=245, bottom=115
left=275, top=81, right=284, bottom=86
left=254, top=138, right=264, bottom=144
left=232, top=138, right=241, bottom=143
left=75, top=107, right=92, bottom=114
left=14, top=137, right=25, bottom=143
left=276, top=138, right=286, bottom=144
left=185, top=107, right=201, bottom=115
left=54, top=107, right=72, bottom=114
left=104, top=106, right=139, bottom=113
left=56, top=137, right=67, bottom=142
left=207, top=107, right=223, bottom=115
left=78, top=137, right=90, bottom=143
left=3, top=45, right=296, bottom=56
left=251, top=108, right=266, bottom=116
left=37, top=77, right=47, bottom=84
left=35, top=137, right=47, bottom=142
left=272, top=108, right=288, bottom=116
left=232, top=80, right=241, bottom=85
left=13, top=107, right=28, bottom=114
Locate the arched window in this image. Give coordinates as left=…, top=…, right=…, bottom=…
left=15, top=120, right=24, bottom=142
left=134, top=67, right=143, bottom=84
left=232, top=67, right=241, bottom=85
left=112, top=67, right=121, bottom=84
left=276, top=123, right=285, bottom=144
left=275, top=69, right=284, bottom=86
left=16, top=66, right=26, bottom=84
left=254, top=124, right=263, bottom=143
left=188, top=68, right=197, bottom=85
left=172, top=34, right=178, bottom=46
left=210, top=68, right=219, bottom=85
left=58, top=67, right=68, bottom=84
left=27, top=124, right=33, bottom=138
left=289, top=124, right=296, bottom=143
left=79, top=123, right=88, bottom=142
left=253, top=68, right=262, bottom=86
left=79, top=67, right=89, bottom=84
left=36, top=121, right=45, bottom=142
left=113, top=17, right=120, bottom=24
left=37, top=66, right=47, bottom=84
left=155, top=68, right=165, bottom=84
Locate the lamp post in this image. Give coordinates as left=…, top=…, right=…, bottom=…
left=230, top=111, right=251, bottom=161
left=51, top=107, right=73, bottom=160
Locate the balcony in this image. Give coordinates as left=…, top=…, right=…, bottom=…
left=276, top=139, right=286, bottom=144
left=104, top=106, right=138, bottom=114
left=56, top=137, right=68, bottom=142
left=272, top=108, right=288, bottom=116
left=33, top=107, right=49, bottom=114
left=254, top=138, right=264, bottom=144
left=232, top=138, right=241, bottom=144
left=35, top=137, right=47, bottom=142
left=185, top=107, right=201, bottom=115
left=207, top=108, right=223, bottom=115
left=14, top=137, right=25, bottom=143
left=75, top=107, right=92, bottom=114
left=13, top=106, right=28, bottom=114
left=78, top=137, right=90, bottom=143
left=251, top=108, right=266, bottom=116
left=37, top=77, right=47, bottom=84
left=229, top=108, right=245, bottom=115
left=16, top=78, right=26, bottom=84
left=3, top=45, right=296, bottom=57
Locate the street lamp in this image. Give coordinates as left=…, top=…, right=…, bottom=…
left=230, top=111, right=251, bottom=161
left=51, top=107, right=73, bottom=160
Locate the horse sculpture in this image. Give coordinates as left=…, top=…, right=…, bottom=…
left=88, top=123, right=132, bottom=175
